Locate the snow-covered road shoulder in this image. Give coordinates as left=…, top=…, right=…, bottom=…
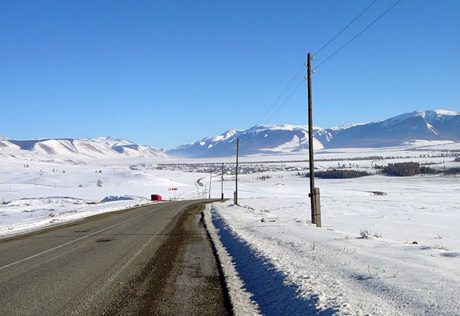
left=0, top=196, right=154, bottom=238
left=210, top=199, right=460, bottom=315
left=202, top=205, right=260, bottom=316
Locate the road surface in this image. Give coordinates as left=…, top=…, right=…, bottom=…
left=0, top=200, right=230, bottom=315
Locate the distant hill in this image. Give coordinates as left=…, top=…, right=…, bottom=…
left=2, top=109, right=459, bottom=161
left=316, top=110, right=460, bottom=148
left=167, top=110, right=460, bottom=157
left=167, top=125, right=324, bottom=158
left=0, top=136, right=166, bottom=162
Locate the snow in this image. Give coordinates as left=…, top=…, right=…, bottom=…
left=199, top=147, right=460, bottom=315
left=329, top=122, right=368, bottom=131
left=203, top=205, right=261, bottom=315
left=0, top=137, right=166, bottom=162
left=381, top=110, right=460, bottom=128
left=206, top=171, right=460, bottom=315
left=0, top=157, right=209, bottom=237
left=381, top=112, right=417, bottom=128
left=260, top=134, right=323, bottom=153
left=1, top=140, right=460, bottom=314
left=420, top=109, right=459, bottom=121
left=250, top=124, right=306, bottom=132
left=168, top=109, right=460, bottom=157
left=211, top=129, right=240, bottom=142
left=100, top=195, right=137, bottom=202
left=93, top=136, right=135, bottom=147
left=168, top=124, right=328, bottom=157
left=0, top=196, right=154, bottom=237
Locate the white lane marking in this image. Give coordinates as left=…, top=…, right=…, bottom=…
left=0, top=203, right=186, bottom=272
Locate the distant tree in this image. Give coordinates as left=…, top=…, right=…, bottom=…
left=444, top=167, right=460, bottom=175
left=420, top=166, right=437, bottom=174
left=297, top=169, right=370, bottom=179
left=383, top=162, right=421, bottom=176
left=315, top=169, right=370, bottom=179
left=257, top=175, right=272, bottom=181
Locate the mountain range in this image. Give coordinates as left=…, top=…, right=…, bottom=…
left=0, top=137, right=166, bottom=162
left=167, top=110, right=460, bottom=157
left=1, top=110, right=459, bottom=160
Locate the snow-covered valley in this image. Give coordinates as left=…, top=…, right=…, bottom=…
left=1, top=111, right=460, bottom=314
left=207, top=174, right=460, bottom=315
left=1, top=141, right=460, bottom=314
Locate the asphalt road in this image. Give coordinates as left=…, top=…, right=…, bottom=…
left=0, top=200, right=229, bottom=315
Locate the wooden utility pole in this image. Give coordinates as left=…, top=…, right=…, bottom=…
left=234, top=138, right=239, bottom=205
left=221, top=163, right=224, bottom=200
left=209, top=170, right=212, bottom=199
left=307, top=53, right=322, bottom=227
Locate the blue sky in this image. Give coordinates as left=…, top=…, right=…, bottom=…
left=1, top=0, right=459, bottom=148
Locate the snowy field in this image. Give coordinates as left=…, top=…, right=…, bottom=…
left=0, top=156, right=207, bottom=236
left=208, top=174, right=460, bottom=315
left=1, top=143, right=460, bottom=314
left=202, top=143, right=460, bottom=315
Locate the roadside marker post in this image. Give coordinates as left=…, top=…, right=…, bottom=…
left=168, top=188, right=178, bottom=201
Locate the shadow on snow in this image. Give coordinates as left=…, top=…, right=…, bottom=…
left=212, top=211, right=338, bottom=316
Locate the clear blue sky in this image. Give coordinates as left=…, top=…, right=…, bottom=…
left=1, top=0, right=459, bottom=148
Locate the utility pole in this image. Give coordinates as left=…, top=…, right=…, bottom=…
left=221, top=163, right=224, bottom=200
left=307, top=53, right=322, bottom=227
left=234, top=138, right=239, bottom=205
left=209, top=170, right=212, bottom=199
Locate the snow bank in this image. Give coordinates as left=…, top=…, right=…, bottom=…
left=203, top=205, right=260, bottom=316
left=208, top=205, right=338, bottom=315
left=100, top=195, right=139, bottom=202
left=211, top=199, right=460, bottom=315
left=0, top=196, right=153, bottom=238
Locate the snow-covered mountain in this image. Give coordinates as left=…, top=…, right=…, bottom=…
left=0, top=136, right=166, bottom=162
left=317, top=110, right=460, bottom=148
left=168, top=110, right=460, bottom=157
left=2, top=110, right=458, bottom=160
left=167, top=125, right=324, bottom=158
left=91, top=137, right=164, bottom=157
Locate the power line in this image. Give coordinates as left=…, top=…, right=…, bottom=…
left=313, top=0, right=379, bottom=58
left=314, top=0, right=403, bottom=71
left=264, top=77, right=305, bottom=124
left=256, top=64, right=305, bottom=125
left=254, top=0, right=402, bottom=127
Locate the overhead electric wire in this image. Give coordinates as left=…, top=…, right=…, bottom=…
left=314, top=0, right=403, bottom=71
left=264, top=77, right=305, bottom=124
left=313, top=0, right=379, bottom=58
left=254, top=0, right=402, bottom=127
left=255, top=64, right=305, bottom=125
left=256, top=0, right=382, bottom=126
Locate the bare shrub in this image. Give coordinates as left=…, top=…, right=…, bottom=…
left=360, top=229, right=371, bottom=239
